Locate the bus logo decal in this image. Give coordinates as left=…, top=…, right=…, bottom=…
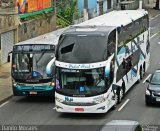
left=65, top=96, right=73, bottom=102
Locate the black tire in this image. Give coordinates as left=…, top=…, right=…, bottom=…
left=145, top=99, right=151, bottom=106
left=112, top=94, right=118, bottom=110
left=137, top=67, right=144, bottom=83
left=12, top=86, right=18, bottom=96
left=139, top=67, right=145, bottom=80
left=140, top=67, right=144, bottom=80
left=117, top=89, right=121, bottom=104
left=117, top=86, right=125, bottom=104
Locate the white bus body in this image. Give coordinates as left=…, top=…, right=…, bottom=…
left=55, top=10, right=150, bottom=113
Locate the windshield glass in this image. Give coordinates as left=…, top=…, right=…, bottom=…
left=12, top=52, right=54, bottom=80
left=56, top=67, right=107, bottom=96
left=57, top=35, right=107, bottom=63
left=150, top=73, right=160, bottom=85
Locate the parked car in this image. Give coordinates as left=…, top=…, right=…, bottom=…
left=145, top=69, right=160, bottom=105
left=100, top=120, right=142, bottom=131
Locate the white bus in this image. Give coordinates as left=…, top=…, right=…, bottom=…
left=54, top=10, right=150, bottom=113
left=8, top=28, right=66, bottom=96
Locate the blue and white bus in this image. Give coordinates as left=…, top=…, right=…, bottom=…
left=54, top=10, right=150, bottom=113
left=9, top=28, right=66, bottom=96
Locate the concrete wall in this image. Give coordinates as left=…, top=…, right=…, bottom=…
left=18, top=12, right=56, bottom=42
left=0, top=7, right=19, bottom=33
left=0, top=7, right=19, bottom=65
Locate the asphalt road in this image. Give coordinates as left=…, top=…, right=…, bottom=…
left=0, top=14, right=160, bottom=131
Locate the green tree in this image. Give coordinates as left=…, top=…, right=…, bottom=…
left=56, top=0, right=78, bottom=26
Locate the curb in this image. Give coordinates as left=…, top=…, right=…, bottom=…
left=0, top=95, right=13, bottom=105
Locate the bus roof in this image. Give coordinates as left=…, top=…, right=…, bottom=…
left=77, top=10, right=148, bottom=27
left=62, top=26, right=116, bottom=36
left=16, top=27, right=67, bottom=46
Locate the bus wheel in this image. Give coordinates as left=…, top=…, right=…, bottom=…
left=119, top=88, right=124, bottom=103
left=112, top=94, right=118, bottom=109
left=136, top=68, right=143, bottom=83
left=12, top=86, right=18, bottom=96
left=140, top=67, right=144, bottom=80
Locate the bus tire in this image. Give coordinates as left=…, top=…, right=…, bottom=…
left=117, top=87, right=124, bottom=104
left=112, top=94, right=118, bottom=109
left=137, top=67, right=143, bottom=83
left=12, top=86, right=18, bottom=96
left=140, top=67, right=144, bottom=80
left=120, top=86, right=125, bottom=102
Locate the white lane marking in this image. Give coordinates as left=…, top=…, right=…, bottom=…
left=150, top=32, right=159, bottom=39
left=118, top=99, right=130, bottom=112
left=0, top=101, right=9, bottom=108
left=53, top=107, right=56, bottom=110
left=158, top=42, right=160, bottom=45
left=143, top=74, right=151, bottom=83
left=150, top=14, right=160, bottom=21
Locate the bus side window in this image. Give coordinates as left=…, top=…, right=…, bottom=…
left=143, top=15, right=149, bottom=31
left=122, top=56, right=132, bottom=70
left=107, top=30, right=116, bottom=57
left=105, top=58, right=114, bottom=88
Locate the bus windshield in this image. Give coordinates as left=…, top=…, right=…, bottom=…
left=12, top=52, right=54, bottom=80
left=56, top=67, right=107, bottom=96
left=57, top=34, right=107, bottom=63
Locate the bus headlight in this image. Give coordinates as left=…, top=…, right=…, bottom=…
left=50, top=82, right=55, bottom=87
left=146, top=89, right=150, bottom=95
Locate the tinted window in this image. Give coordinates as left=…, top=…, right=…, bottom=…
left=150, top=73, right=160, bottom=85
left=118, top=15, right=149, bottom=47
left=57, top=35, right=107, bottom=63
left=143, top=15, right=149, bottom=31
left=107, top=30, right=116, bottom=56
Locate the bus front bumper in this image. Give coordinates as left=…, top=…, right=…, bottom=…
left=55, top=101, right=111, bottom=113
left=13, top=86, right=55, bottom=96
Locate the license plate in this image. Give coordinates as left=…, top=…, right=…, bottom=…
left=156, top=98, right=160, bottom=102
left=29, top=92, right=37, bottom=95
left=75, top=108, right=84, bottom=112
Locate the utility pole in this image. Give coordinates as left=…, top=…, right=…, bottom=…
left=84, top=0, right=88, bottom=21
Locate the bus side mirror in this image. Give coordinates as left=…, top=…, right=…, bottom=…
left=46, top=57, right=56, bottom=77
left=7, top=55, right=10, bottom=63
left=7, top=51, right=12, bottom=63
